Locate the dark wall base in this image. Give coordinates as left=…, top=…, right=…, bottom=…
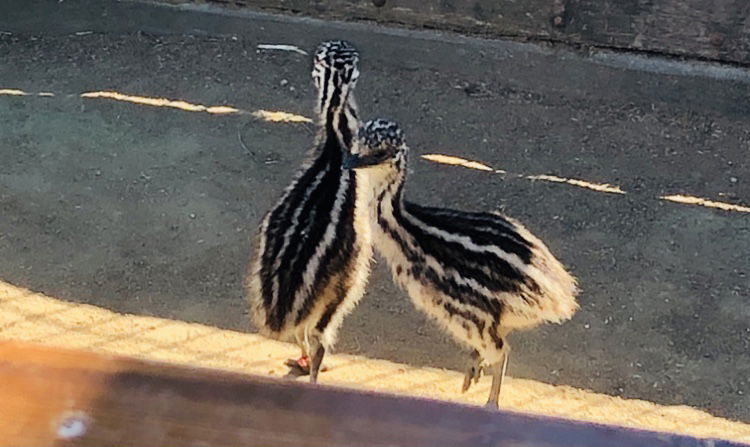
left=158, top=0, right=750, bottom=66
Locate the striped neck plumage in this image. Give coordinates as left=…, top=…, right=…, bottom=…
left=317, top=79, right=358, bottom=152
left=369, top=156, right=408, bottom=218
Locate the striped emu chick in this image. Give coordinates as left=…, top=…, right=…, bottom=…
left=247, top=41, right=372, bottom=383
left=345, top=119, right=579, bottom=408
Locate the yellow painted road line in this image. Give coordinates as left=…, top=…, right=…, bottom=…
left=80, top=91, right=241, bottom=115
left=80, top=91, right=313, bottom=123
left=3, top=87, right=747, bottom=212
left=422, top=153, right=750, bottom=213
left=422, top=153, right=495, bottom=172
left=0, top=89, right=28, bottom=96
left=526, top=173, right=626, bottom=195
left=661, top=194, right=750, bottom=213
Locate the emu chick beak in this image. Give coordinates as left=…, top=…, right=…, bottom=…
left=343, top=153, right=365, bottom=170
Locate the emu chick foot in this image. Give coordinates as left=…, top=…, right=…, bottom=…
left=284, top=356, right=328, bottom=378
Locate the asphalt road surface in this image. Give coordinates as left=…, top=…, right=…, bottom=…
left=1, top=0, right=749, bottom=422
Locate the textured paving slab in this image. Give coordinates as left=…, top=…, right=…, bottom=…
left=1, top=280, right=748, bottom=444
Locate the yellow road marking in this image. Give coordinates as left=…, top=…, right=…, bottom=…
left=3, top=87, right=747, bottom=213
left=252, top=109, right=313, bottom=123
left=422, top=153, right=494, bottom=172
left=79, top=90, right=312, bottom=123
left=423, top=154, right=626, bottom=195
left=422, top=153, right=749, bottom=212
left=661, top=194, right=750, bottom=213
left=526, top=174, right=626, bottom=194
left=0, top=89, right=28, bottom=96
left=80, top=91, right=241, bottom=114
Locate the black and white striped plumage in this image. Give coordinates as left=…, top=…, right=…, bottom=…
left=247, top=41, right=372, bottom=382
left=345, top=119, right=579, bottom=407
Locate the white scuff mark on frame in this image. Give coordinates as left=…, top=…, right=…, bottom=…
left=55, top=411, right=90, bottom=440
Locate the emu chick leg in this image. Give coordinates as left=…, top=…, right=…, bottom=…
left=308, top=335, right=326, bottom=384
left=485, top=350, right=509, bottom=409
